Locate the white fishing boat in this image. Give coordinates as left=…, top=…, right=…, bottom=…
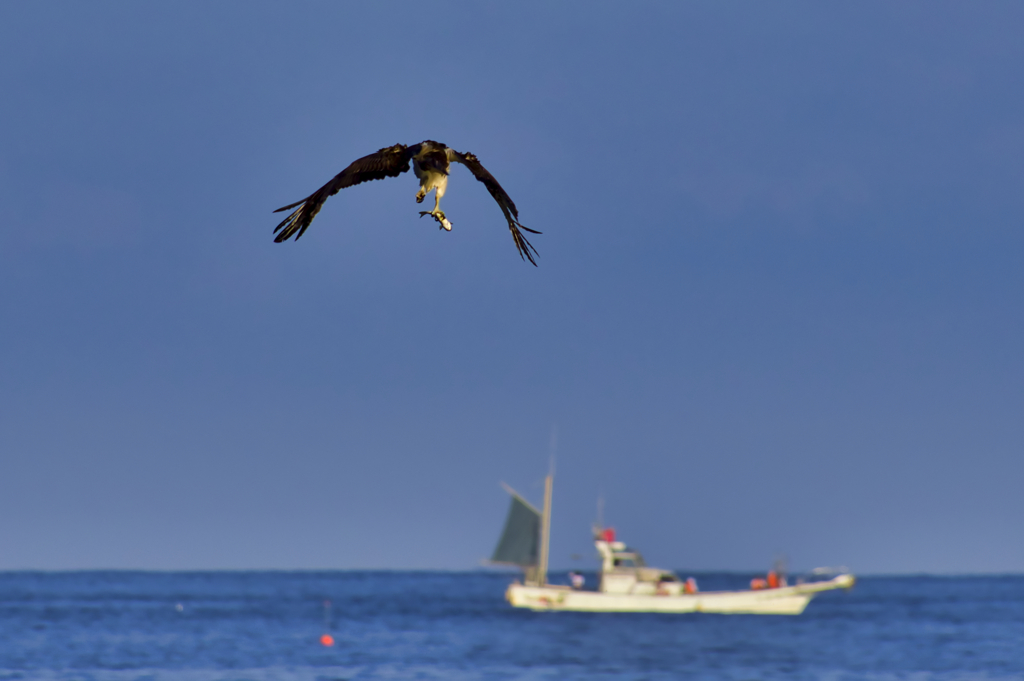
left=491, top=474, right=855, bottom=615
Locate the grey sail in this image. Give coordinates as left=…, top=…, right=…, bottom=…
left=491, top=488, right=541, bottom=567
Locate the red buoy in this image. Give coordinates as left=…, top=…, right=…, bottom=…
left=320, top=634, right=335, bottom=647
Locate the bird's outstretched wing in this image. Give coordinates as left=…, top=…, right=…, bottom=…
left=449, top=149, right=540, bottom=266
left=273, top=143, right=415, bottom=242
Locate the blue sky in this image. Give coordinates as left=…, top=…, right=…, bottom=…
left=1, top=2, right=1022, bottom=573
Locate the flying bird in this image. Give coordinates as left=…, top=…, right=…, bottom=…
left=273, top=140, right=540, bottom=265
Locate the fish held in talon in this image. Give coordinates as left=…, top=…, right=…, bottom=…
left=418, top=209, right=452, bottom=231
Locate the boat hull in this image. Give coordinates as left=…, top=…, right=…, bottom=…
left=506, top=573, right=854, bottom=615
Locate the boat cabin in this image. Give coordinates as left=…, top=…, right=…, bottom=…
left=595, top=529, right=683, bottom=595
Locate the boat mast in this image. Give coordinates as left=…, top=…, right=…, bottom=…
left=537, top=473, right=553, bottom=586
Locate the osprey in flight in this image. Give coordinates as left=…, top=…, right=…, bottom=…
left=273, top=140, right=540, bottom=265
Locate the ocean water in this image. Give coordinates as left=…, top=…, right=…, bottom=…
left=0, top=571, right=1021, bottom=680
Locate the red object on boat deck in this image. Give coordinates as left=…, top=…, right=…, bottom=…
left=602, top=528, right=616, bottom=542
left=767, top=571, right=779, bottom=589
left=750, top=577, right=768, bottom=590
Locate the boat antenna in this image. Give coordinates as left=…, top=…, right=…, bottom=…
left=774, top=553, right=789, bottom=577
left=536, top=425, right=557, bottom=587
left=538, top=471, right=553, bottom=587
left=548, top=424, right=558, bottom=478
